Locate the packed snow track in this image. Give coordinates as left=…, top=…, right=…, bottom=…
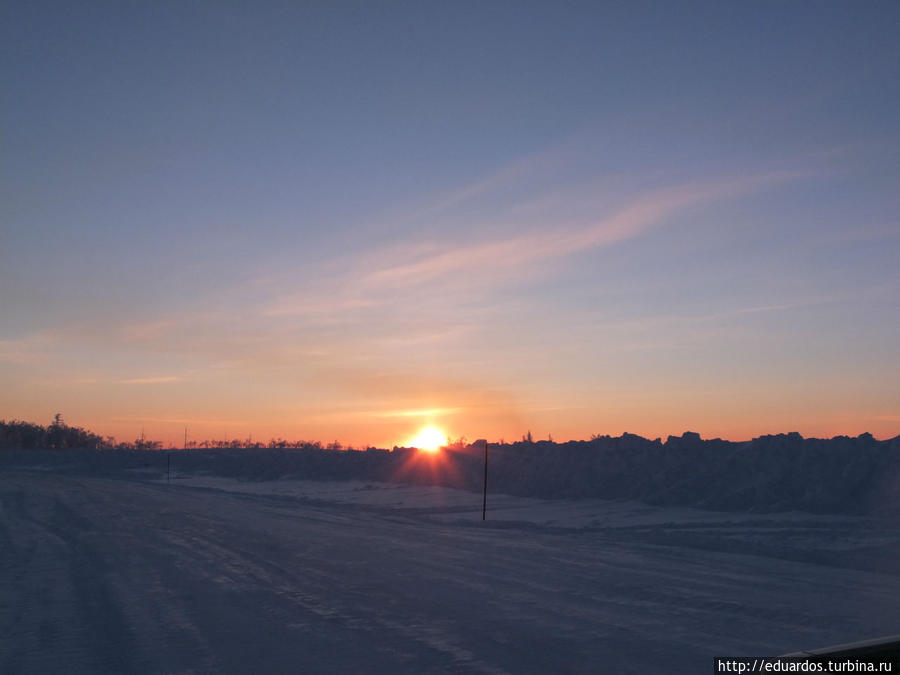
left=2, top=471, right=899, bottom=674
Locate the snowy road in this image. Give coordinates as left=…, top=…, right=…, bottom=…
left=2, top=471, right=900, bottom=674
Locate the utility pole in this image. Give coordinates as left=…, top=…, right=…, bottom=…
left=184, top=427, right=187, bottom=451
left=167, top=453, right=170, bottom=483
left=482, top=440, right=489, bottom=521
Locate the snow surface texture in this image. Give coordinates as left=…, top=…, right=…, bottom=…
left=2, top=447, right=900, bottom=674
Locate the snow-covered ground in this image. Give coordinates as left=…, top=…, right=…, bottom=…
left=2, top=467, right=900, bottom=674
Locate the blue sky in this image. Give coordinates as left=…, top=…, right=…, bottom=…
left=2, top=1, right=899, bottom=445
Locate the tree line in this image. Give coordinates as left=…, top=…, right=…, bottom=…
left=0, top=415, right=367, bottom=451
left=0, top=414, right=109, bottom=450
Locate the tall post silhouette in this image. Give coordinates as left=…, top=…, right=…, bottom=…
left=482, top=440, right=488, bottom=521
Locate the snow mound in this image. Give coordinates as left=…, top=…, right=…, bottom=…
left=3, top=431, right=899, bottom=515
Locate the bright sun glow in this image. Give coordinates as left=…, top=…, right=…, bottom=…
left=408, top=426, right=447, bottom=452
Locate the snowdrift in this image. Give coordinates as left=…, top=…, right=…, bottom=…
left=3, top=431, right=899, bottom=515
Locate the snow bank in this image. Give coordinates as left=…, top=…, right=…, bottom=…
left=2, top=431, right=899, bottom=515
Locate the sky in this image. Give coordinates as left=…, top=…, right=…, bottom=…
left=2, top=1, right=899, bottom=447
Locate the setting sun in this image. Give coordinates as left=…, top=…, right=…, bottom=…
left=408, top=426, right=447, bottom=452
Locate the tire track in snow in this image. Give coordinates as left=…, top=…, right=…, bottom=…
left=4, top=471, right=900, bottom=674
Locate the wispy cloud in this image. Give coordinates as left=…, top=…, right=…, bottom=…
left=110, top=415, right=249, bottom=426
left=676, top=292, right=853, bottom=323
left=366, top=170, right=807, bottom=289
left=261, top=168, right=809, bottom=321
left=363, top=407, right=464, bottom=419
left=119, top=376, right=183, bottom=385
left=117, top=319, right=180, bottom=343
left=373, top=141, right=578, bottom=231
left=0, top=332, right=60, bottom=365
left=263, top=290, right=377, bottom=318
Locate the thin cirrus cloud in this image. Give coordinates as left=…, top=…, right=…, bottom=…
left=364, top=407, right=465, bottom=419
left=263, top=167, right=810, bottom=320
left=368, top=169, right=809, bottom=288
left=110, top=416, right=250, bottom=427
left=118, top=376, right=183, bottom=385
left=0, top=333, right=61, bottom=366
left=0, top=163, right=817, bottom=407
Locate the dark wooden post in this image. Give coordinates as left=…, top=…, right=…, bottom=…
left=482, top=441, right=488, bottom=521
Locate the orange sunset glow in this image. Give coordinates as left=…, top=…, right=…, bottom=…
left=1, top=3, right=898, bottom=450
left=407, top=426, right=447, bottom=452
